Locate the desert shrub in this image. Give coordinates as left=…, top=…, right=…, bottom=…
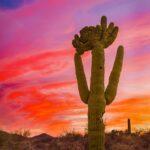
left=0, top=133, right=5, bottom=146
left=111, top=143, right=133, bottom=150
left=0, top=129, right=150, bottom=150
left=140, top=131, right=150, bottom=149
left=13, top=129, right=30, bottom=137
left=0, top=130, right=11, bottom=148
left=60, top=130, right=83, bottom=141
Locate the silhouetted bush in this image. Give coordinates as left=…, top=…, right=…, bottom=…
left=0, top=129, right=149, bottom=150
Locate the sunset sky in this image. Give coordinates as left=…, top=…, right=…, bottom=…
left=0, top=0, right=150, bottom=136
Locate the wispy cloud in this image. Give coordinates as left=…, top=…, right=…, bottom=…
left=0, top=0, right=149, bottom=135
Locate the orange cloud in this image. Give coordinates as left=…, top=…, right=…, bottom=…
left=5, top=81, right=150, bottom=136
left=105, top=96, right=150, bottom=131
left=1, top=79, right=150, bottom=136
left=46, top=120, right=71, bottom=136
left=8, top=91, right=25, bottom=101
left=41, top=81, right=76, bottom=89
left=15, top=87, right=84, bottom=135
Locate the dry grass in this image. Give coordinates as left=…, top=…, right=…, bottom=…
left=0, top=129, right=149, bottom=150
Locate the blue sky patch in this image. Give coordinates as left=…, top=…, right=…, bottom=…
left=0, top=0, right=35, bottom=9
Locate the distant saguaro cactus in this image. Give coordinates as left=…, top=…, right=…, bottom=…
left=72, top=16, right=124, bottom=150
left=128, top=118, right=131, bottom=134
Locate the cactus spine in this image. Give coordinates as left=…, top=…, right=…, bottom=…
left=72, top=16, right=124, bottom=150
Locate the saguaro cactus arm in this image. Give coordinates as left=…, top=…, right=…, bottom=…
left=74, top=53, right=89, bottom=104
left=105, top=46, right=124, bottom=105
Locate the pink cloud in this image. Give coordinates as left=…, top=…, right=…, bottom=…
left=0, top=49, right=73, bottom=82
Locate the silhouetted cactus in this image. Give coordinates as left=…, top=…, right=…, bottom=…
left=128, top=119, right=131, bottom=134
left=72, top=16, right=124, bottom=150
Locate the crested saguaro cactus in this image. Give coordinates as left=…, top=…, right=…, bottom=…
left=72, top=16, right=124, bottom=150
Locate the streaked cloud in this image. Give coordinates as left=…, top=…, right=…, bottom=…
left=0, top=0, right=149, bottom=136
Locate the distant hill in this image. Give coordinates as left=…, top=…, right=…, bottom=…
left=31, top=133, right=54, bottom=142
left=0, top=130, right=149, bottom=150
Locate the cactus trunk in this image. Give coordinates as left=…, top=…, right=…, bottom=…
left=88, top=43, right=105, bottom=149
left=88, top=98, right=105, bottom=149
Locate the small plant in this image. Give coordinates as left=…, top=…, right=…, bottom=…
left=127, top=118, right=131, bottom=134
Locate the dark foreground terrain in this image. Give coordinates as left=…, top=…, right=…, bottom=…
left=0, top=130, right=149, bottom=150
